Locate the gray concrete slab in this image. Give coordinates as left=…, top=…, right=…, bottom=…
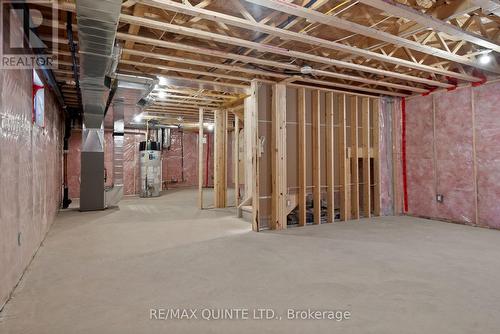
left=1, top=188, right=500, bottom=334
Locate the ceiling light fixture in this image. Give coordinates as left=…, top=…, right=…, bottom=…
left=157, top=90, right=166, bottom=99
left=478, top=53, right=491, bottom=65
left=300, top=65, right=313, bottom=75
left=134, top=114, right=143, bottom=122
left=158, top=76, right=168, bottom=86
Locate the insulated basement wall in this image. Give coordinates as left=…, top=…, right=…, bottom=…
left=405, top=81, right=500, bottom=228
left=0, top=68, right=63, bottom=309
left=68, top=129, right=214, bottom=196
left=162, top=129, right=216, bottom=189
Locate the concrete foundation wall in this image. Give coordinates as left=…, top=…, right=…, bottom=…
left=0, top=68, right=63, bottom=308
left=405, top=81, right=500, bottom=228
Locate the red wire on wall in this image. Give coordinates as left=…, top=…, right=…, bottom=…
left=402, top=97, right=409, bottom=213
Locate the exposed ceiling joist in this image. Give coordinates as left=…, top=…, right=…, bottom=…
left=121, top=48, right=288, bottom=79
left=119, top=14, right=456, bottom=87
left=357, top=0, right=500, bottom=53
left=117, top=33, right=439, bottom=92
left=135, top=0, right=484, bottom=80
left=244, top=0, right=499, bottom=74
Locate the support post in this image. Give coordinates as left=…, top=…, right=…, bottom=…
left=234, top=116, right=240, bottom=210
left=338, top=94, right=350, bottom=221
left=298, top=87, right=307, bottom=226
left=245, top=80, right=260, bottom=231
left=326, top=92, right=335, bottom=223
left=372, top=100, right=381, bottom=216
left=312, top=90, right=321, bottom=224
left=350, top=96, right=360, bottom=219
left=198, top=108, right=204, bottom=209
left=271, top=83, right=287, bottom=230
left=214, top=109, right=227, bottom=208
left=362, top=98, right=371, bottom=218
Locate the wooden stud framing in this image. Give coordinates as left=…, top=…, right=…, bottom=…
left=271, top=83, right=287, bottom=230
left=198, top=108, right=204, bottom=209
left=312, top=90, right=321, bottom=225
left=224, top=110, right=229, bottom=207
left=350, top=96, right=360, bottom=219
left=372, top=100, right=381, bottom=216
left=361, top=98, right=371, bottom=218
left=234, top=116, right=240, bottom=209
left=338, top=94, right=350, bottom=221
left=326, top=92, right=335, bottom=223
left=297, top=87, right=307, bottom=226
left=245, top=80, right=260, bottom=232
left=214, top=110, right=227, bottom=208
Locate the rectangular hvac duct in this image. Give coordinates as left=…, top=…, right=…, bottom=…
left=77, top=0, right=122, bottom=211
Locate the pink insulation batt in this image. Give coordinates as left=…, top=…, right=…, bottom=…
left=0, top=67, right=63, bottom=307
left=67, top=129, right=214, bottom=196
left=405, top=81, right=500, bottom=228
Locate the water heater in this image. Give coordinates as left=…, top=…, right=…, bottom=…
left=139, top=141, right=162, bottom=197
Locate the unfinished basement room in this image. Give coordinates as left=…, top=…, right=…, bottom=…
left=1, top=0, right=500, bottom=333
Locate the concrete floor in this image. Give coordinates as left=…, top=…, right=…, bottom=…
left=1, top=189, right=500, bottom=334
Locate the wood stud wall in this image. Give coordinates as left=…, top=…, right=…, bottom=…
left=207, top=82, right=382, bottom=232
left=198, top=108, right=204, bottom=209
left=338, top=94, right=349, bottom=222
left=311, top=90, right=321, bottom=225
left=297, top=88, right=307, bottom=227
left=214, top=110, right=227, bottom=208
left=254, top=83, right=382, bottom=230
left=325, top=92, right=335, bottom=224
left=271, top=84, right=287, bottom=230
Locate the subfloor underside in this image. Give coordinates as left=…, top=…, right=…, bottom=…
left=1, top=189, right=500, bottom=334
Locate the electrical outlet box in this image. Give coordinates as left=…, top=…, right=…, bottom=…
left=436, top=194, right=444, bottom=203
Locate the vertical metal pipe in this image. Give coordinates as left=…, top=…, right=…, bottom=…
left=62, top=117, right=72, bottom=209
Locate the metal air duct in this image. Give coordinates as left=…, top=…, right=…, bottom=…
left=77, top=0, right=122, bottom=211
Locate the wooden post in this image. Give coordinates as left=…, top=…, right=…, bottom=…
left=198, top=108, right=204, bottom=209
left=326, top=92, right=335, bottom=223
left=338, top=94, right=350, bottom=221
left=234, top=116, right=240, bottom=209
left=350, top=96, right=360, bottom=219
left=224, top=110, right=228, bottom=207
left=271, top=83, right=287, bottom=230
left=214, top=109, right=227, bottom=208
left=361, top=98, right=371, bottom=218
left=246, top=80, right=260, bottom=231
left=312, top=90, right=321, bottom=224
left=298, top=87, right=307, bottom=226
left=372, top=99, right=381, bottom=216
